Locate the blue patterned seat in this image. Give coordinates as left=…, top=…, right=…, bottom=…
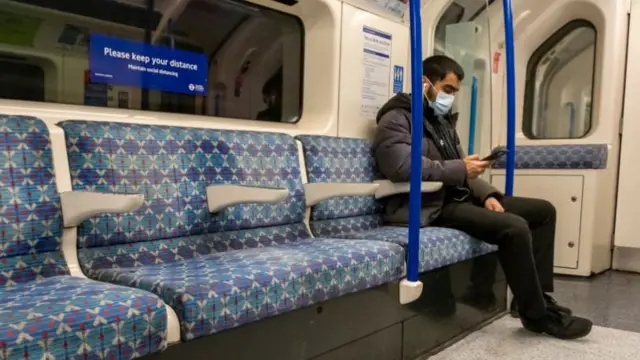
left=59, top=121, right=405, bottom=341
left=0, top=115, right=167, bottom=360
left=296, top=135, right=497, bottom=273
left=1, top=276, right=167, bottom=360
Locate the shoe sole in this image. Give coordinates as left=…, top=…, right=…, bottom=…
left=511, top=309, right=573, bottom=319
left=524, top=322, right=593, bottom=340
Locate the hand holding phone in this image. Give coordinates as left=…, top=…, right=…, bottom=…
left=482, top=146, right=508, bottom=162
left=463, top=154, right=490, bottom=179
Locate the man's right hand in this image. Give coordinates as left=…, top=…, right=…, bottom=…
left=463, top=154, right=490, bottom=179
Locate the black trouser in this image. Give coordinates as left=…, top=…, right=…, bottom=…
left=432, top=196, right=556, bottom=319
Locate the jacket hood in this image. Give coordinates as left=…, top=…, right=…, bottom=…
left=375, top=92, right=457, bottom=125
left=375, top=93, right=411, bottom=124
left=376, top=92, right=439, bottom=124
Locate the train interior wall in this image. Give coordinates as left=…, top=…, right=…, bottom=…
left=614, top=0, right=640, bottom=273
left=3, top=0, right=640, bottom=357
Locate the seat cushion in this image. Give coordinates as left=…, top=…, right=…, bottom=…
left=346, top=226, right=497, bottom=273
left=0, top=276, right=167, bottom=359
left=88, top=239, right=405, bottom=341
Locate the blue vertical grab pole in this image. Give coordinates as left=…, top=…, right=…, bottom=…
left=406, top=0, right=423, bottom=283
left=468, top=76, right=478, bottom=155
left=502, top=0, right=516, bottom=196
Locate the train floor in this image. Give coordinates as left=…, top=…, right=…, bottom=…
left=424, top=270, right=640, bottom=359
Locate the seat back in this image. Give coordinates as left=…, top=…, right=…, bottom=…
left=58, top=121, right=309, bottom=274
left=296, top=135, right=384, bottom=238
left=0, top=115, right=68, bottom=286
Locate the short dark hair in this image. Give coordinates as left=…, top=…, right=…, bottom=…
left=422, top=55, right=465, bottom=83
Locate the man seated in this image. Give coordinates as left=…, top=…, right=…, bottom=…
left=372, top=54, right=592, bottom=340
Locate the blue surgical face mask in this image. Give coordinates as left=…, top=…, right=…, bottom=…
left=424, top=80, right=455, bottom=116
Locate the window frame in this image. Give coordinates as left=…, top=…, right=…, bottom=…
left=225, top=0, right=306, bottom=124
left=0, top=0, right=306, bottom=124
left=522, top=19, right=597, bottom=140
left=468, top=0, right=495, bottom=21
left=433, top=2, right=466, bottom=53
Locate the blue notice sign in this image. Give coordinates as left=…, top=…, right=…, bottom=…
left=89, top=34, right=208, bottom=96
left=393, top=65, right=404, bottom=94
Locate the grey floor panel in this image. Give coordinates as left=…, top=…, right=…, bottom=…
left=552, top=270, right=640, bottom=333
left=426, top=316, right=640, bottom=360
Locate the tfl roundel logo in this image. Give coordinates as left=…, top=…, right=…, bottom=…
left=188, top=84, right=205, bottom=92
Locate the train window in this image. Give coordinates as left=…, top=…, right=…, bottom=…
left=0, top=59, right=45, bottom=102
left=434, top=2, right=465, bottom=56
left=0, top=0, right=304, bottom=123
left=523, top=20, right=596, bottom=139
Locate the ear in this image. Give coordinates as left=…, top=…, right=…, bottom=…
left=422, top=76, right=430, bottom=95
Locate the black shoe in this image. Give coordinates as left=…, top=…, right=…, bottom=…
left=544, top=294, right=573, bottom=316
left=510, top=294, right=573, bottom=318
left=521, top=308, right=592, bottom=340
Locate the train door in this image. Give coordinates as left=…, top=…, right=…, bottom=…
left=420, top=0, right=628, bottom=276
left=486, top=0, right=628, bottom=276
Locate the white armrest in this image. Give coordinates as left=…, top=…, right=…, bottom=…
left=206, top=185, right=289, bottom=213
left=304, top=183, right=379, bottom=206
left=374, top=180, right=443, bottom=199
left=61, top=191, right=144, bottom=227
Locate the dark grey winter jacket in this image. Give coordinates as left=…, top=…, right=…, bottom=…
left=372, top=93, right=502, bottom=226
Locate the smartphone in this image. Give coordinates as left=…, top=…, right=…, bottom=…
left=482, top=146, right=508, bottom=161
